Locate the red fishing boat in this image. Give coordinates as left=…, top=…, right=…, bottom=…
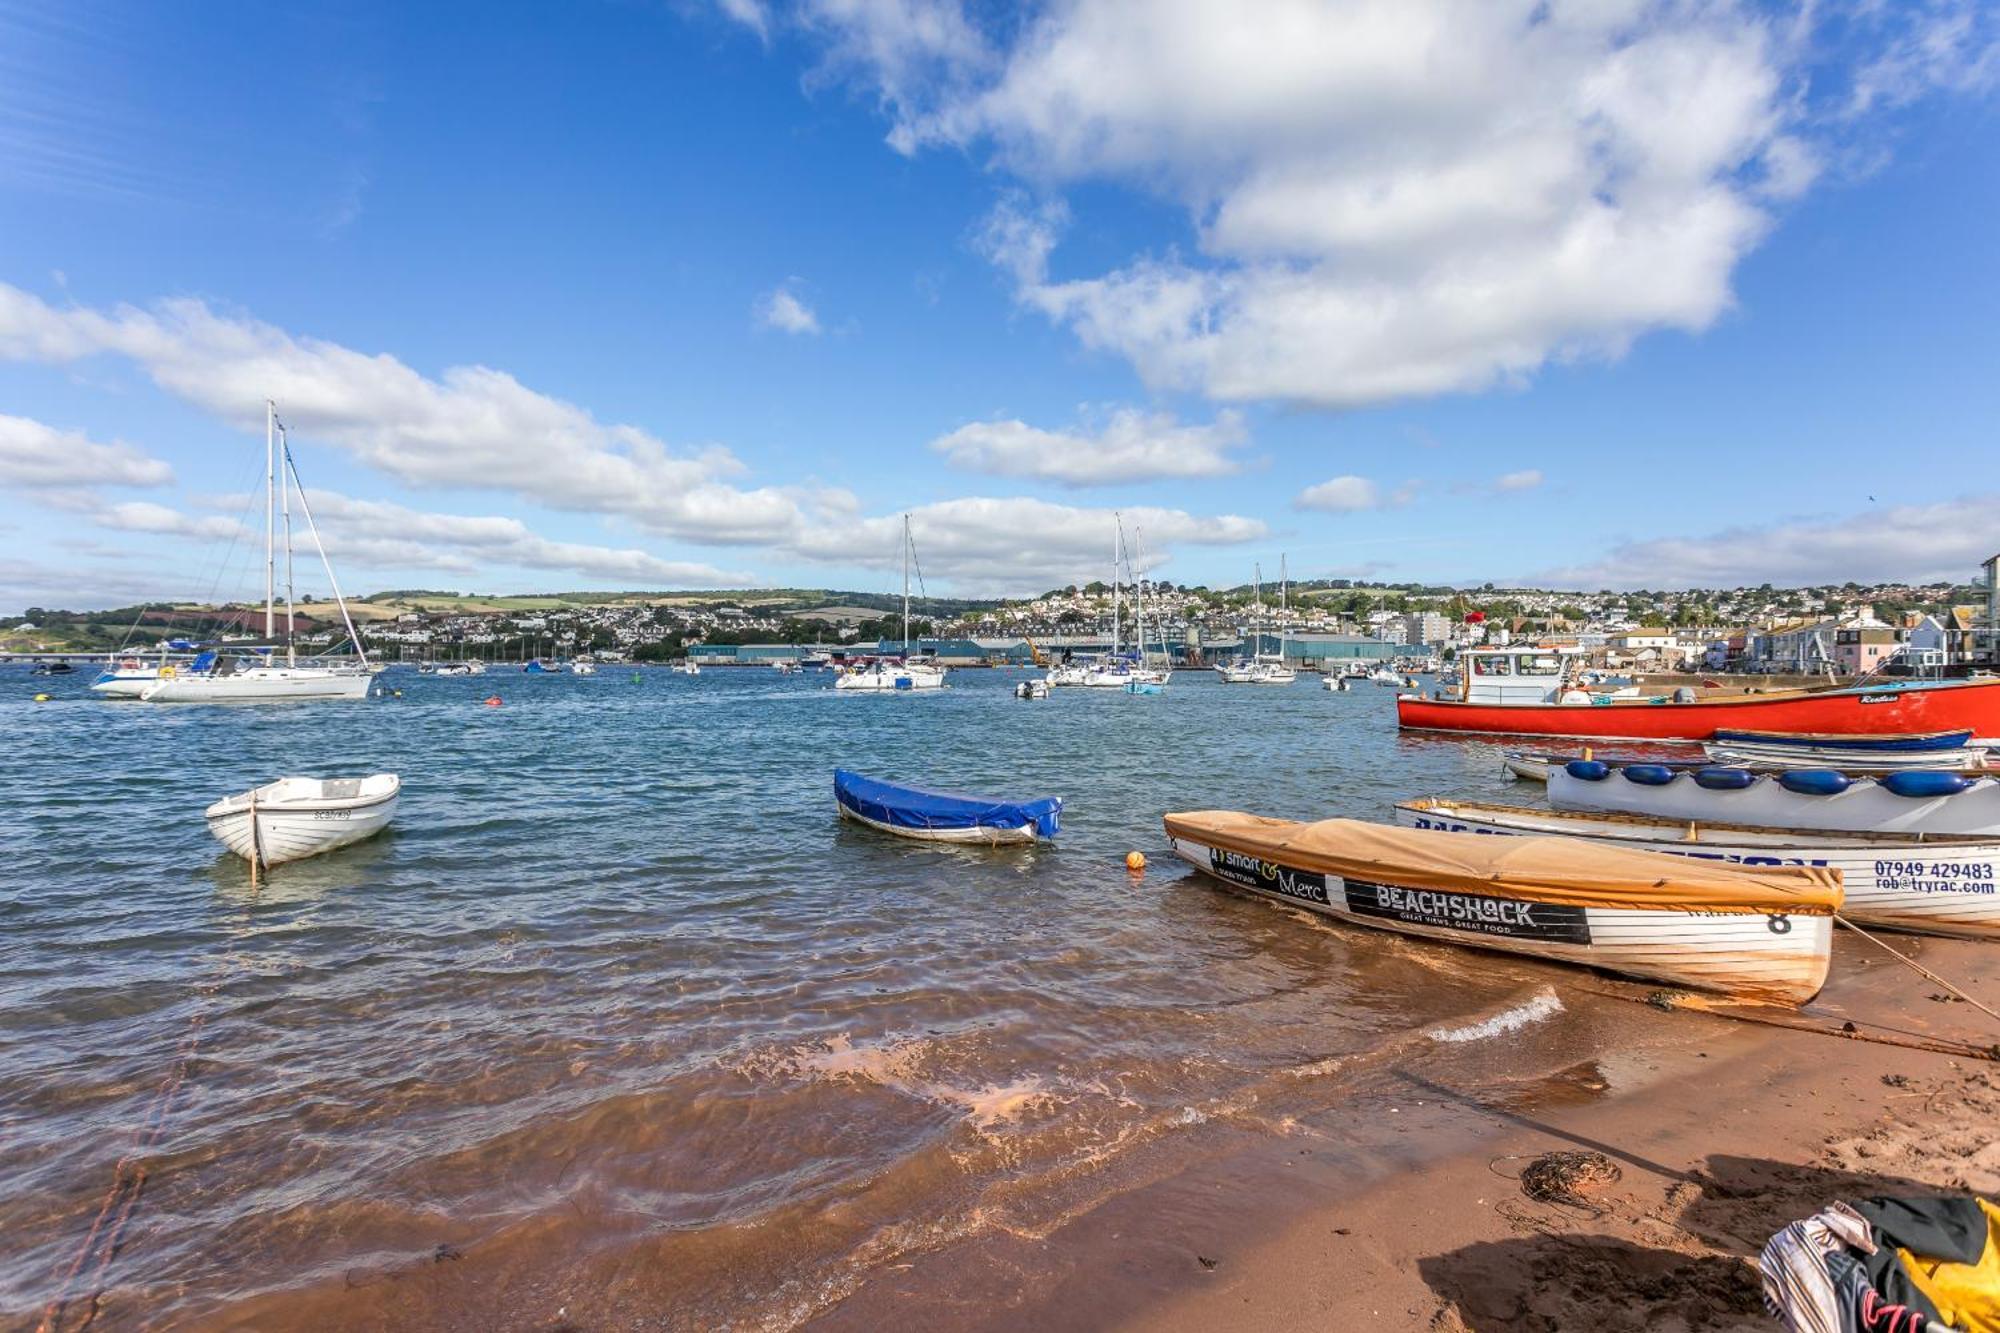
left=1397, top=648, right=2000, bottom=742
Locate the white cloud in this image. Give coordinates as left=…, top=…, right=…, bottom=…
left=1531, top=494, right=2000, bottom=590
left=791, top=495, right=1264, bottom=593
left=1493, top=469, right=1543, bottom=493
left=756, top=281, right=822, bottom=335
left=1845, top=0, right=2000, bottom=116
left=256, top=492, right=754, bottom=587
left=94, top=500, right=247, bottom=541
left=0, top=282, right=1269, bottom=593
left=0, top=412, right=174, bottom=488
left=802, top=0, right=1994, bottom=410
left=0, top=282, right=807, bottom=546
left=1294, top=474, right=1421, bottom=513
left=931, top=406, right=1246, bottom=485
left=1295, top=475, right=1380, bottom=513
left=717, top=0, right=772, bottom=43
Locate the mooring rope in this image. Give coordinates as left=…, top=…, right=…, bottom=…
left=36, top=1003, right=210, bottom=1332
left=1834, top=913, right=2000, bottom=1028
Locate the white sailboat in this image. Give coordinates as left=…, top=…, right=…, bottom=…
left=834, top=515, right=947, bottom=692
left=142, top=402, right=372, bottom=703
left=1250, top=556, right=1299, bottom=684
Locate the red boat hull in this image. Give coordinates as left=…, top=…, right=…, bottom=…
left=1397, top=678, right=2000, bottom=742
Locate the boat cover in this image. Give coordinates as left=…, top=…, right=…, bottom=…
left=1163, top=812, right=1840, bottom=915
left=835, top=770, right=1061, bottom=839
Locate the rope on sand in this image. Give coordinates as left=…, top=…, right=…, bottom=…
left=1833, top=913, right=2000, bottom=1029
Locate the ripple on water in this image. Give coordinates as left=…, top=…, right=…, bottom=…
left=2, top=665, right=1591, bottom=1328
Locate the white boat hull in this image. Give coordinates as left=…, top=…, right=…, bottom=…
left=142, top=667, right=373, bottom=702
left=90, top=671, right=159, bottom=698
left=1703, top=740, right=1990, bottom=772
left=1167, top=831, right=1831, bottom=1004
left=834, top=663, right=947, bottom=691
left=836, top=802, right=1041, bottom=844
left=1549, top=767, right=2000, bottom=837
left=204, top=775, right=400, bottom=866
left=1398, top=799, right=2000, bottom=941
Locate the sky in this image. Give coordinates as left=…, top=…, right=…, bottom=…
left=0, top=0, right=1996, bottom=610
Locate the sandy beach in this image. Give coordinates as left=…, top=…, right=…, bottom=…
left=811, top=935, right=2000, bottom=1333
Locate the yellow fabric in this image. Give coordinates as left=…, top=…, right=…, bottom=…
left=1900, top=1199, right=2000, bottom=1331
left=1162, top=812, right=1842, bottom=915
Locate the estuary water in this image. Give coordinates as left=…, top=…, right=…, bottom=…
left=4, top=665, right=1659, bottom=1329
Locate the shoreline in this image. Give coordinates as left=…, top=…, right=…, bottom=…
left=809, top=936, right=2000, bottom=1333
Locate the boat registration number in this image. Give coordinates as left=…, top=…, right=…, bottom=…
left=1345, top=880, right=1593, bottom=945
left=312, top=810, right=353, bottom=821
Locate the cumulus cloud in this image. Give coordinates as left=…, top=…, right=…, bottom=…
left=0, top=282, right=806, bottom=545
left=300, top=492, right=755, bottom=586
left=755, top=280, right=821, bottom=335
left=1530, top=494, right=2000, bottom=590
left=0, top=282, right=1269, bottom=593
left=1294, top=474, right=1420, bottom=513
left=93, top=500, right=247, bottom=541
left=0, top=412, right=174, bottom=488
left=792, top=0, right=1993, bottom=410
left=931, top=406, right=1246, bottom=485
left=717, top=0, right=772, bottom=43
left=791, top=495, right=1264, bottom=593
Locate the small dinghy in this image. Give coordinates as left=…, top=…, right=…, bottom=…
left=1398, top=796, right=2000, bottom=941
left=1704, top=728, right=1988, bottom=773
left=1164, top=810, right=1837, bottom=1004
left=205, top=774, right=401, bottom=867
left=1015, top=679, right=1049, bottom=699
left=835, top=770, right=1061, bottom=844
left=1551, top=760, right=2000, bottom=837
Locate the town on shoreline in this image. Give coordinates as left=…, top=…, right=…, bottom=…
left=11, top=562, right=1999, bottom=676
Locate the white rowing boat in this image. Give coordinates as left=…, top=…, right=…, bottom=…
left=205, top=774, right=401, bottom=867
left=1164, top=810, right=1836, bottom=1004
left=1397, top=797, right=2000, bottom=941
left=1549, top=762, right=2000, bottom=837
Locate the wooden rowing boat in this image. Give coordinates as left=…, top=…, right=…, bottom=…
left=1398, top=797, right=2000, bottom=941
left=1164, top=811, right=1837, bottom=1004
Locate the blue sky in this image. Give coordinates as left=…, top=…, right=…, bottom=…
left=1, top=0, right=1996, bottom=609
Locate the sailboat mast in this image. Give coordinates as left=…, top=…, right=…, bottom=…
left=280, top=423, right=296, bottom=665
left=264, top=400, right=275, bottom=639
left=902, top=513, right=911, bottom=656
left=1111, top=513, right=1121, bottom=657
left=1280, top=554, right=1288, bottom=665
left=1254, top=562, right=1262, bottom=661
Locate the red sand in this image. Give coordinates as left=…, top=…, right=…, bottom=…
left=810, top=939, right=2000, bottom=1333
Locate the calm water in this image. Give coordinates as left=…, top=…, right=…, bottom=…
left=4, top=665, right=1627, bottom=1329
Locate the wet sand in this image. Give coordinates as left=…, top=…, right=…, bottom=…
left=811, top=937, right=2000, bottom=1333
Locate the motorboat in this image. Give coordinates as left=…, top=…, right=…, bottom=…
left=1164, top=810, right=1836, bottom=1004
left=205, top=774, right=401, bottom=868
left=1398, top=647, right=2000, bottom=742
left=1015, top=679, right=1049, bottom=699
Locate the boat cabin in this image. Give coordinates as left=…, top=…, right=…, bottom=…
left=1457, top=647, right=1588, bottom=705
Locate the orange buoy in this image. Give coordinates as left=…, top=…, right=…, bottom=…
left=1125, top=850, right=1146, bottom=872
left=483, top=696, right=503, bottom=707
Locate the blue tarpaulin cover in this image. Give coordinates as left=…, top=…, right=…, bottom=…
left=1713, top=728, right=1973, bottom=752
left=834, top=769, right=1062, bottom=839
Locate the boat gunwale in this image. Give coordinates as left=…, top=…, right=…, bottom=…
left=205, top=778, right=401, bottom=819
